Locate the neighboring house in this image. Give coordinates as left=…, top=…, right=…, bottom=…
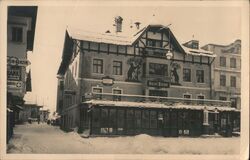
left=56, top=16, right=239, bottom=137
left=19, top=104, right=43, bottom=122
left=6, top=6, right=37, bottom=143
left=202, top=40, right=241, bottom=132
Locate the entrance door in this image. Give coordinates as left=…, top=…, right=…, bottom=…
left=170, top=111, right=178, bottom=137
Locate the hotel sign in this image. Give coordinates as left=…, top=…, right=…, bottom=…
left=7, top=56, right=31, bottom=66
left=148, top=80, right=170, bottom=88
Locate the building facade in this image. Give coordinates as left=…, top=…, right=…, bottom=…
left=57, top=17, right=239, bottom=137
left=7, top=6, right=37, bottom=143
left=202, top=40, right=241, bottom=132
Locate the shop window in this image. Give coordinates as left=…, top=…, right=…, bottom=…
left=230, top=76, right=236, bottom=87
left=142, top=110, right=150, bottom=129
left=92, top=87, right=103, bottom=100
left=92, top=108, right=100, bottom=127
left=183, top=68, right=191, bottom=82
left=230, top=58, right=236, bottom=68
left=135, top=110, right=141, bottom=128
left=220, top=57, right=226, bottom=67
left=11, top=27, right=23, bottom=42
left=113, top=61, right=122, bottom=75
left=117, top=109, right=125, bottom=131
left=150, top=111, right=157, bottom=129
left=164, top=112, right=170, bottom=128
left=109, top=109, right=116, bottom=133
left=100, top=109, right=109, bottom=134
left=126, top=109, right=134, bottom=129
left=220, top=75, right=226, bottom=86
left=149, top=63, right=168, bottom=76
left=196, top=70, right=204, bottom=83
left=93, top=59, right=103, bottom=74
left=113, top=89, right=122, bottom=101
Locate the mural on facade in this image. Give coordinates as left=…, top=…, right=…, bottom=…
left=127, top=57, right=143, bottom=82
left=171, top=62, right=181, bottom=85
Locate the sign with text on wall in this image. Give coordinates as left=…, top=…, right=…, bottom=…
left=7, top=56, right=31, bottom=66
left=148, top=80, right=170, bottom=88
left=102, top=76, right=114, bottom=85
left=7, top=80, right=23, bottom=90
left=7, top=66, right=21, bottom=81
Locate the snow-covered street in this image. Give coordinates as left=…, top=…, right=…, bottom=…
left=7, top=123, right=240, bottom=154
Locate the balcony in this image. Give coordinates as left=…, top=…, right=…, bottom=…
left=82, top=93, right=234, bottom=110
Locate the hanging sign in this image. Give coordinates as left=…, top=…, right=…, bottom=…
left=7, top=66, right=21, bottom=81
left=7, top=81, right=23, bottom=89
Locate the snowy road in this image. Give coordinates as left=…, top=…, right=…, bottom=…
left=7, top=123, right=240, bottom=154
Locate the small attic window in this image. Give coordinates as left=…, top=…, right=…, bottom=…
left=192, top=42, right=199, bottom=49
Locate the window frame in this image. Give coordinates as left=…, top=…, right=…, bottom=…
left=219, top=56, right=226, bottom=67
left=149, top=63, right=168, bottom=76
left=183, top=68, right=191, bottom=82
left=220, top=75, right=226, bottom=86
left=92, top=86, right=103, bottom=100
left=112, top=88, right=123, bottom=101
left=11, top=26, right=23, bottom=43
left=92, top=58, right=104, bottom=74
left=196, top=69, right=204, bottom=83
left=230, top=58, right=237, bottom=68
left=113, top=61, right=123, bottom=75
left=230, top=76, right=236, bottom=88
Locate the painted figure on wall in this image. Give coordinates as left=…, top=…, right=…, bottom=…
left=171, top=63, right=180, bottom=85
left=127, top=58, right=142, bottom=82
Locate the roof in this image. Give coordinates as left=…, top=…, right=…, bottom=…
left=182, top=45, right=215, bottom=57
left=83, top=100, right=238, bottom=112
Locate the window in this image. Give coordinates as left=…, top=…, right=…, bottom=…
left=196, top=70, right=204, bottom=83
left=230, top=76, right=236, bottom=87
left=142, top=110, right=150, bottom=129
left=93, top=59, right=103, bottom=74
left=220, top=75, right=226, bottom=86
left=149, top=90, right=168, bottom=97
left=147, top=39, right=162, bottom=48
left=149, top=63, right=168, bottom=76
left=92, top=87, right=103, bottom=99
left=230, top=58, right=236, bottom=68
left=11, top=27, right=23, bottom=42
left=230, top=98, right=237, bottom=108
left=135, top=110, right=141, bottom=128
left=113, top=89, right=122, bottom=101
left=197, top=95, right=205, bottom=104
left=113, top=61, right=122, bottom=75
left=126, top=109, right=134, bottom=129
left=183, top=68, right=191, bottom=82
left=183, top=94, right=191, bottom=104
left=220, top=57, right=226, bottom=67
left=117, top=109, right=125, bottom=132
left=219, top=97, right=227, bottom=101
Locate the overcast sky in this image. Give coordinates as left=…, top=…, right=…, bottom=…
left=24, top=3, right=241, bottom=112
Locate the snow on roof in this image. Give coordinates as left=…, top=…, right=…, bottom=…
left=67, top=27, right=133, bottom=45
left=83, top=100, right=238, bottom=112
left=182, top=45, right=215, bottom=57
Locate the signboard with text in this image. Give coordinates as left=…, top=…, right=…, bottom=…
left=7, top=56, right=31, bottom=66
left=7, top=81, right=23, bottom=90
left=148, top=80, right=170, bottom=88
left=7, top=66, right=21, bottom=81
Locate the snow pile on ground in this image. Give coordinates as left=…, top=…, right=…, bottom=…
left=7, top=124, right=240, bottom=154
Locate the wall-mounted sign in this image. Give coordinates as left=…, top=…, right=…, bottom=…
left=102, top=76, right=114, bottom=85
left=148, top=80, right=170, bottom=88
left=7, top=81, right=23, bottom=89
left=7, top=56, right=31, bottom=66
left=7, top=66, right=21, bottom=81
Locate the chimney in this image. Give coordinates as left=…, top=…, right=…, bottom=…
left=114, top=16, right=123, bottom=32
left=134, top=22, right=141, bottom=30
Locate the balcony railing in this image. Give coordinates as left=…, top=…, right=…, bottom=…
left=84, top=92, right=231, bottom=107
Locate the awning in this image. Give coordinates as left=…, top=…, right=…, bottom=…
left=83, top=100, right=239, bottom=112
left=7, top=108, right=13, bottom=112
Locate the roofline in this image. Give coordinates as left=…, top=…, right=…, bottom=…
left=201, top=39, right=241, bottom=48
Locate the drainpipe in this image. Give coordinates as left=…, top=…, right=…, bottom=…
left=209, top=57, right=215, bottom=99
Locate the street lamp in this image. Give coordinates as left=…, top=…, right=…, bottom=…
left=166, top=50, right=173, bottom=60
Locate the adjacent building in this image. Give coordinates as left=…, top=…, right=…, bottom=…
left=202, top=40, right=241, bottom=132
left=57, top=17, right=239, bottom=137
left=19, top=104, right=43, bottom=122
left=7, top=6, right=37, bottom=143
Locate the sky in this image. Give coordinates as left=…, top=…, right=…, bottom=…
left=23, top=3, right=241, bottom=112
